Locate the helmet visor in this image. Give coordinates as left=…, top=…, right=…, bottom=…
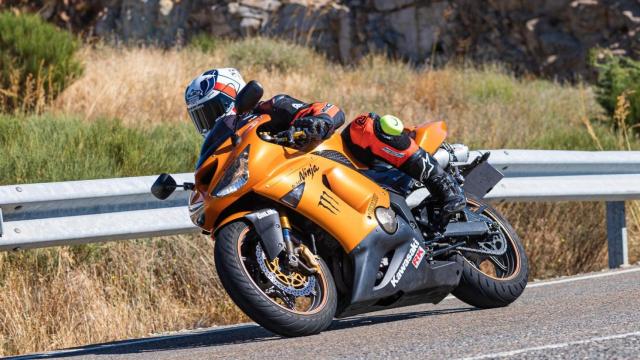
left=188, top=93, right=235, bottom=135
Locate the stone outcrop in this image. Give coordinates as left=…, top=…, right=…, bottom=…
left=4, top=0, right=640, bottom=80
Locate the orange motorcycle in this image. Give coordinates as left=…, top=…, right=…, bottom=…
left=152, top=81, right=528, bottom=336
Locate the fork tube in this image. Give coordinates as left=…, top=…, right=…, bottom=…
left=279, top=212, right=295, bottom=257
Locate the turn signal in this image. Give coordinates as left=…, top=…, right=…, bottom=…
left=375, top=207, right=398, bottom=234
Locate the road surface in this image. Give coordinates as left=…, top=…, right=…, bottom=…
left=10, top=266, right=640, bottom=359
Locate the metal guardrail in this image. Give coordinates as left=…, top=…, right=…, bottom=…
left=0, top=150, right=636, bottom=268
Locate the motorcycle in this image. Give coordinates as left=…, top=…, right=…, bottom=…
left=152, top=81, right=528, bottom=337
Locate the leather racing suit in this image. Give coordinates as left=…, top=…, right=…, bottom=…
left=258, top=97, right=465, bottom=218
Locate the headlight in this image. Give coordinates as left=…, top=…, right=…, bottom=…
left=375, top=207, right=398, bottom=234
left=188, top=194, right=205, bottom=226
left=212, top=145, right=250, bottom=197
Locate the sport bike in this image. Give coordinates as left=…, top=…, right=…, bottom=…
left=152, top=81, right=528, bottom=336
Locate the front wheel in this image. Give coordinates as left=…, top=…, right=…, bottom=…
left=451, top=195, right=529, bottom=308
left=214, top=221, right=337, bottom=337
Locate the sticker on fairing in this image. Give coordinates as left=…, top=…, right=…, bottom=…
left=412, top=246, right=426, bottom=268
left=390, top=239, right=420, bottom=287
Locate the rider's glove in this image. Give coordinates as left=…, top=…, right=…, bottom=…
left=293, top=117, right=330, bottom=141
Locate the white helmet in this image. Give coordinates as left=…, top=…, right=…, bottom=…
left=185, top=68, right=246, bottom=135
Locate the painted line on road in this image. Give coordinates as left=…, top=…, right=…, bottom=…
left=441, top=267, right=640, bottom=300
left=526, top=267, right=640, bottom=288
left=459, top=331, right=640, bottom=359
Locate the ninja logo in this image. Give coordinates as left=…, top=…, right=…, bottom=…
left=390, top=239, right=420, bottom=287
left=293, top=164, right=319, bottom=188
left=318, top=191, right=340, bottom=214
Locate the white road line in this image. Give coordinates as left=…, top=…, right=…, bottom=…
left=459, top=331, right=640, bottom=359
left=441, top=266, right=640, bottom=301
left=526, top=267, right=640, bottom=288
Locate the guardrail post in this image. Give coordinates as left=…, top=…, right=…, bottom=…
left=606, top=201, right=629, bottom=268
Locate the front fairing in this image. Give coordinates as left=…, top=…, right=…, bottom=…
left=196, top=115, right=252, bottom=169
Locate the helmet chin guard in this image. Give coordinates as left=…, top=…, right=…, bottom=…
left=185, top=68, right=246, bottom=135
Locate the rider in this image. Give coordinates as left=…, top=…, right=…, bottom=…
left=185, top=68, right=465, bottom=217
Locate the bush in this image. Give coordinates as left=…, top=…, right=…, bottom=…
left=225, top=37, right=321, bottom=72
left=189, top=33, right=219, bottom=53
left=0, top=12, right=82, bottom=113
left=590, top=51, right=640, bottom=127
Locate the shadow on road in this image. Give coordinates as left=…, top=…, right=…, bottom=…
left=12, top=307, right=475, bottom=359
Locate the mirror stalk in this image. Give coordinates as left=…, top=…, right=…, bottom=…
left=151, top=174, right=194, bottom=200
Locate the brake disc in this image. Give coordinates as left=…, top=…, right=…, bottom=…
left=255, top=244, right=316, bottom=297
left=457, top=233, right=508, bottom=256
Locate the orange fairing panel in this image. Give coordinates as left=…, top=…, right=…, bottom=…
left=252, top=154, right=389, bottom=253
left=412, top=121, right=448, bottom=155
left=198, top=115, right=390, bottom=253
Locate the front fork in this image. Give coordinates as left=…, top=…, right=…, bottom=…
left=278, top=210, right=320, bottom=274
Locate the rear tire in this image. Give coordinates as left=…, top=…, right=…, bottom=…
left=214, top=221, right=337, bottom=337
left=451, top=195, right=528, bottom=308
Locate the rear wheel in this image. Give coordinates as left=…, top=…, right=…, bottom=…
left=214, top=221, right=337, bottom=336
left=451, top=195, right=528, bottom=308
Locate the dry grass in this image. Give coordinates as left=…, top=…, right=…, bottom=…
left=2, top=38, right=639, bottom=356
left=0, top=235, right=246, bottom=355
left=0, top=64, right=55, bottom=114
left=54, top=42, right=602, bottom=151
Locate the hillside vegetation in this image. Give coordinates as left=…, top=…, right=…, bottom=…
left=1, top=38, right=639, bottom=356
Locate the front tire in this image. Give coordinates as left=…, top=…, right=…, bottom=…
left=451, top=195, right=529, bottom=308
left=214, top=221, right=337, bottom=337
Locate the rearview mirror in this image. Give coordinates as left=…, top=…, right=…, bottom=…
left=151, top=173, right=177, bottom=200
left=236, top=80, right=264, bottom=115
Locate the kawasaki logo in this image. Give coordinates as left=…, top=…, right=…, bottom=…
left=390, top=239, right=420, bottom=287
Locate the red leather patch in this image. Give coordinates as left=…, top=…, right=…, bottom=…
left=348, top=114, right=418, bottom=167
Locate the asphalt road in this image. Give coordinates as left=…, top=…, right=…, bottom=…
left=10, top=267, right=640, bottom=360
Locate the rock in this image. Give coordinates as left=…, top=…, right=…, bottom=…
left=239, top=0, right=281, bottom=11
left=416, top=2, right=450, bottom=58
left=372, top=0, right=415, bottom=12
left=7, top=0, right=640, bottom=80
left=568, top=0, right=608, bottom=41
left=385, top=6, right=419, bottom=60
left=623, top=10, right=640, bottom=24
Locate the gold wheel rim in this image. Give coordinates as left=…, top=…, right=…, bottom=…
left=236, top=226, right=329, bottom=315
left=264, top=257, right=309, bottom=288
left=464, top=198, right=522, bottom=281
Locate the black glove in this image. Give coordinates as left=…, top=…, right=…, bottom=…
left=293, top=117, right=330, bottom=141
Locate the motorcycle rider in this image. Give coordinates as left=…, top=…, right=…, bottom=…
left=185, top=68, right=465, bottom=217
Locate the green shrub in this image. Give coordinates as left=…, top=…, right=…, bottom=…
left=0, top=114, right=200, bottom=185
left=590, top=51, right=640, bottom=127
left=189, top=33, right=219, bottom=53
left=0, top=12, right=83, bottom=113
left=225, top=37, right=320, bottom=72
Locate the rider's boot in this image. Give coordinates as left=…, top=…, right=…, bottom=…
left=401, top=149, right=466, bottom=216
left=424, top=172, right=466, bottom=215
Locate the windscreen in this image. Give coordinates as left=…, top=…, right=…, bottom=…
left=196, top=120, right=233, bottom=169
left=195, top=116, right=251, bottom=169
